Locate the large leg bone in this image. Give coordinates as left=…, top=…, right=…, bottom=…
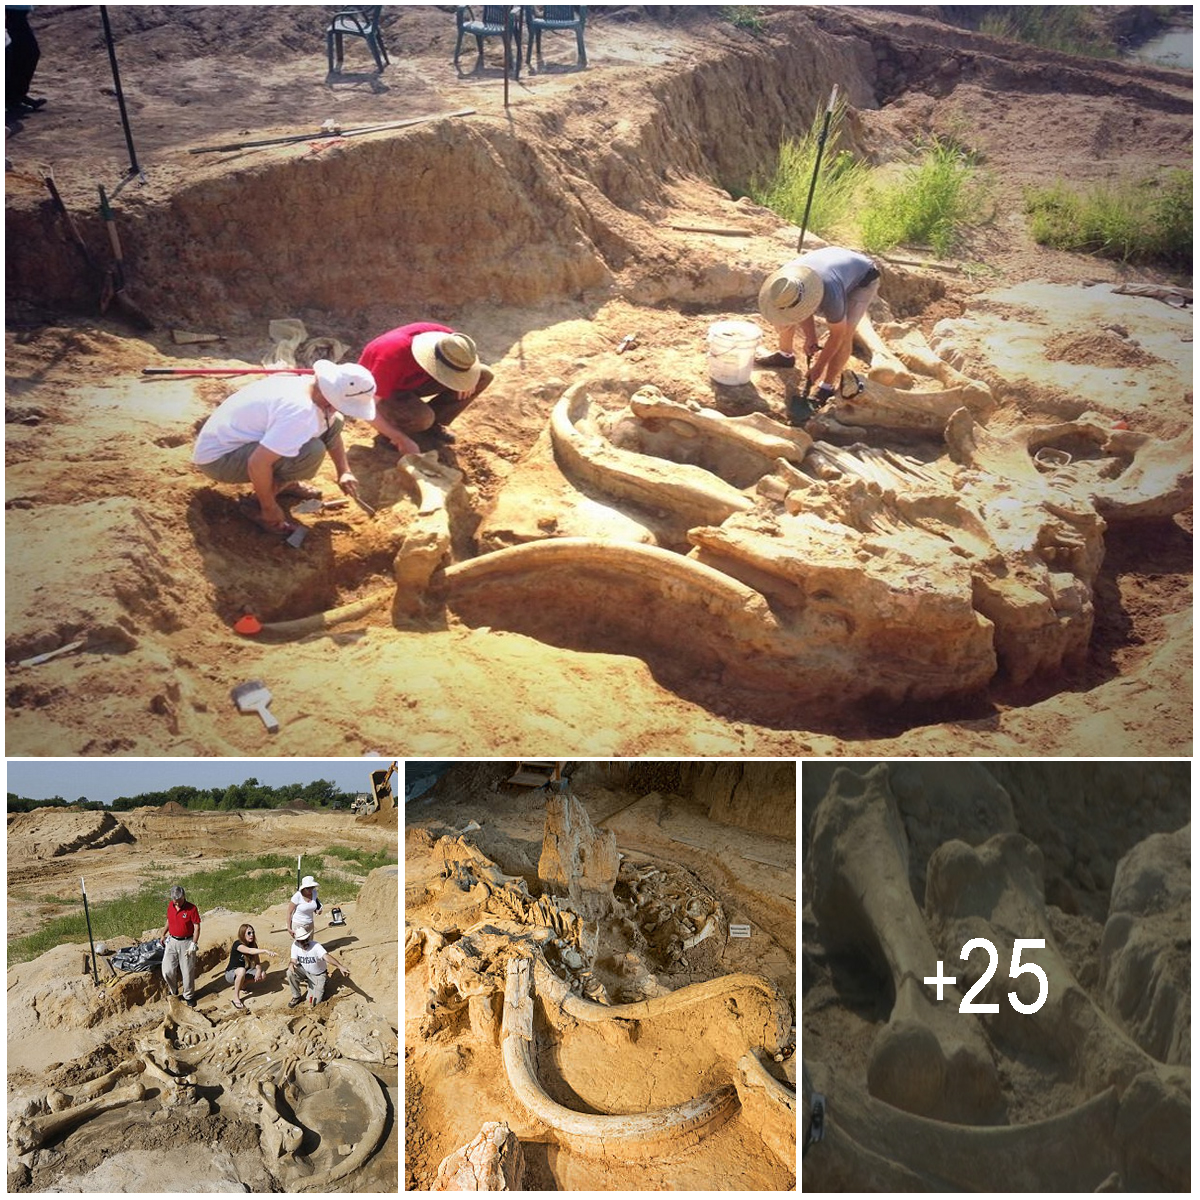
left=854, top=313, right=914, bottom=387
left=11, top=1080, right=147, bottom=1153
left=808, top=765, right=1002, bottom=1122
left=880, top=321, right=993, bottom=401
left=392, top=451, right=465, bottom=613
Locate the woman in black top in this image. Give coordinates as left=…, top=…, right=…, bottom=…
left=225, top=923, right=275, bottom=1010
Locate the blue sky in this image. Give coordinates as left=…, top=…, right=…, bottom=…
left=5, top=759, right=393, bottom=805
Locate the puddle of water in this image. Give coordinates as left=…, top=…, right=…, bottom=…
left=1126, top=27, right=1193, bottom=69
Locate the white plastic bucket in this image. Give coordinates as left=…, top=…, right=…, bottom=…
left=706, top=320, right=761, bottom=385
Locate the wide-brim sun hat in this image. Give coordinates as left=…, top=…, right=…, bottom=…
left=292, top=924, right=312, bottom=939
left=300, top=875, right=318, bottom=890
left=313, top=359, right=377, bottom=421
left=758, top=263, right=825, bottom=328
left=411, top=331, right=483, bottom=392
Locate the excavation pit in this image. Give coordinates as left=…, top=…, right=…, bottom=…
left=4, top=6, right=1191, bottom=756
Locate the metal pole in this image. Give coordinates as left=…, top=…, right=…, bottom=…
left=297, top=854, right=302, bottom=892
left=503, top=10, right=511, bottom=108
left=797, top=84, right=839, bottom=253
left=81, top=878, right=99, bottom=985
left=142, top=367, right=315, bottom=378
left=99, top=6, right=142, bottom=180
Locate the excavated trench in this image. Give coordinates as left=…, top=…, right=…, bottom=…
left=5, top=9, right=1190, bottom=746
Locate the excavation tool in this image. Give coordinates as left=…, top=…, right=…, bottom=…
left=98, top=184, right=154, bottom=329
left=797, top=84, right=839, bottom=253
left=44, top=171, right=150, bottom=329
left=142, top=366, right=314, bottom=378
left=285, top=525, right=309, bottom=550
left=80, top=878, right=99, bottom=986
left=296, top=855, right=302, bottom=891
left=350, top=494, right=377, bottom=519
left=230, top=679, right=280, bottom=732
left=99, top=5, right=143, bottom=180
left=292, top=497, right=350, bottom=515
left=188, top=107, right=476, bottom=155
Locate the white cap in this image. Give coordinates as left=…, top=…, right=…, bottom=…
left=313, top=360, right=376, bottom=420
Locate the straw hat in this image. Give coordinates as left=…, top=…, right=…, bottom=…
left=411, top=331, right=483, bottom=391
left=292, top=923, right=312, bottom=940
left=758, top=262, right=825, bottom=328
left=313, top=360, right=377, bottom=420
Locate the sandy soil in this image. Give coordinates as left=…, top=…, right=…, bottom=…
left=4, top=6, right=1192, bottom=757
left=801, top=761, right=1190, bottom=1191
left=6, top=805, right=399, bottom=1192
left=405, top=761, right=797, bottom=1190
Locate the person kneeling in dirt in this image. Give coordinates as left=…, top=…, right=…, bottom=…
left=358, top=322, right=493, bottom=454
left=226, top=922, right=276, bottom=1011
left=756, top=246, right=881, bottom=405
left=159, top=885, right=201, bottom=1008
left=191, top=360, right=377, bottom=536
left=287, top=923, right=350, bottom=1008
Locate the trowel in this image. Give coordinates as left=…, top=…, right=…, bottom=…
left=231, top=680, right=279, bottom=733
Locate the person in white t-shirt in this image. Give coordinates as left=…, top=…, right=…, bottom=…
left=192, top=360, right=376, bottom=536
left=287, top=875, right=322, bottom=933
left=286, top=923, right=350, bottom=1007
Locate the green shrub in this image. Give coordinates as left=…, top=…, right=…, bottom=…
left=858, top=137, right=988, bottom=256
left=748, top=97, right=870, bottom=241
left=978, top=7, right=1117, bottom=58
left=718, top=6, right=766, bottom=34
left=8, top=845, right=396, bottom=964
left=1025, top=170, right=1192, bottom=268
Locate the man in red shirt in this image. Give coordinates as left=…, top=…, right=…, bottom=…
left=159, top=885, right=201, bottom=1008
left=358, top=322, right=494, bottom=454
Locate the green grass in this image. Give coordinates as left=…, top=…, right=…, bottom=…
left=1025, top=170, right=1192, bottom=269
left=8, top=845, right=396, bottom=965
left=858, top=138, right=989, bottom=256
left=718, top=6, right=766, bottom=34
left=748, top=97, right=870, bottom=241
left=978, top=7, right=1118, bottom=58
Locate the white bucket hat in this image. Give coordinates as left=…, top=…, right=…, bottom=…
left=300, top=876, right=318, bottom=891
left=758, top=262, right=825, bottom=328
left=411, top=331, right=483, bottom=392
left=313, top=360, right=377, bottom=420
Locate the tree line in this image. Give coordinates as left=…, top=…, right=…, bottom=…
left=7, top=777, right=358, bottom=813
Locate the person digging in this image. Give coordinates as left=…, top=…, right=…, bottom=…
left=286, top=923, right=350, bottom=1008
left=358, top=322, right=493, bottom=455
left=756, top=246, right=881, bottom=410
left=191, top=360, right=376, bottom=536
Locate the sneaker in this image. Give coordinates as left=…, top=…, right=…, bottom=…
left=19, top=97, right=47, bottom=113
left=185, top=997, right=197, bottom=1008
left=288, top=996, right=304, bottom=1009
left=754, top=350, right=796, bottom=370
left=422, top=425, right=457, bottom=447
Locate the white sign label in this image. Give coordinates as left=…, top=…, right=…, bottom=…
left=730, top=924, right=751, bottom=938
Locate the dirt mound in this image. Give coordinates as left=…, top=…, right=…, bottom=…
left=1045, top=328, right=1165, bottom=370
left=158, top=801, right=187, bottom=814
left=7, top=809, right=135, bottom=864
